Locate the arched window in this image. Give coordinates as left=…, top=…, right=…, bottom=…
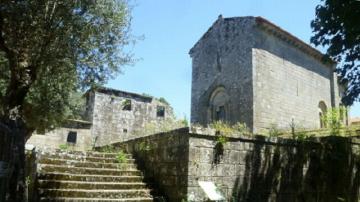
left=318, top=101, right=327, bottom=128
left=209, top=87, right=229, bottom=122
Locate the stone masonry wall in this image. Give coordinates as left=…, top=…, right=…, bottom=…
left=89, top=89, right=174, bottom=146
left=190, top=17, right=256, bottom=128
left=27, top=120, right=92, bottom=151
left=252, top=26, right=338, bottom=131
left=112, top=128, right=360, bottom=202
left=252, top=48, right=333, bottom=130
left=113, top=128, right=190, bottom=202
left=190, top=16, right=343, bottom=132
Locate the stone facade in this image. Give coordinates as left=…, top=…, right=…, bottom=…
left=113, top=128, right=360, bottom=202
left=190, top=16, right=345, bottom=132
left=27, top=120, right=92, bottom=151
left=86, top=87, right=174, bottom=146
left=27, top=87, right=175, bottom=149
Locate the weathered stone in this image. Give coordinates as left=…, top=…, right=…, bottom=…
left=36, top=149, right=154, bottom=201
left=190, top=16, right=346, bottom=132
left=86, top=87, right=175, bottom=146
left=114, top=129, right=360, bottom=201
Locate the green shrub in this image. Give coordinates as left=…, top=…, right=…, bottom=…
left=322, top=107, right=345, bottom=135
left=115, top=150, right=127, bottom=164
left=210, top=121, right=234, bottom=136
left=295, top=131, right=308, bottom=141
left=158, top=97, right=170, bottom=105
left=268, top=124, right=282, bottom=137
left=139, top=141, right=151, bottom=152
left=99, top=145, right=116, bottom=153
left=210, top=121, right=251, bottom=137
left=59, top=144, right=69, bottom=150
left=233, top=122, right=251, bottom=136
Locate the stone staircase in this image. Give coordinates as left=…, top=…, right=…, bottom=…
left=37, top=149, right=154, bottom=202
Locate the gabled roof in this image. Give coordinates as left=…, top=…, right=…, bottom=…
left=189, top=15, right=335, bottom=65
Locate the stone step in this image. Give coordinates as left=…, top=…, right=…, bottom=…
left=39, top=189, right=152, bottom=198
left=38, top=180, right=147, bottom=190
left=39, top=164, right=142, bottom=176
left=41, top=150, right=133, bottom=159
left=40, top=197, right=154, bottom=202
left=40, top=154, right=135, bottom=164
left=38, top=173, right=144, bottom=183
left=39, top=158, right=137, bottom=169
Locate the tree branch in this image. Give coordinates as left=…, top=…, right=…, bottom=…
left=0, top=13, right=15, bottom=68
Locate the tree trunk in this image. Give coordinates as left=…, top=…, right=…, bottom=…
left=0, top=119, right=27, bottom=202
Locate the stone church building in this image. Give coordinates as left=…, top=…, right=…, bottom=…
left=190, top=16, right=345, bottom=132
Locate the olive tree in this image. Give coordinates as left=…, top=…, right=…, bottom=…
left=0, top=1, right=134, bottom=200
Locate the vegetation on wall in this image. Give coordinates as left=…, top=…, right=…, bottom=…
left=208, top=121, right=250, bottom=164
left=158, top=97, right=170, bottom=105
left=321, top=107, right=345, bottom=135
left=209, top=121, right=251, bottom=137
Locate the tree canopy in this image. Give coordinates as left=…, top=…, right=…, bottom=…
left=311, top=0, right=360, bottom=105
left=0, top=0, right=133, bottom=134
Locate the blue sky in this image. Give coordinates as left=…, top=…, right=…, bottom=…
left=107, top=0, right=360, bottom=119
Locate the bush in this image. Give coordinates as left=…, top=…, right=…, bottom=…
left=322, top=107, right=346, bottom=135
left=268, top=124, right=282, bottom=137
left=209, top=121, right=250, bottom=137
left=115, top=150, right=127, bottom=164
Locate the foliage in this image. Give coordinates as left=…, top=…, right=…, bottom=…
left=139, top=141, right=151, bottom=152
left=158, top=97, right=169, bottom=105
left=209, top=121, right=251, bottom=137
left=115, top=150, right=127, bottom=164
left=322, top=107, right=345, bottom=135
left=25, top=176, right=31, bottom=187
left=58, top=144, right=69, bottom=150
left=216, top=134, right=228, bottom=145
left=99, top=145, right=116, bottom=153
left=268, top=124, right=282, bottom=137
left=121, top=99, right=132, bottom=110
left=210, top=121, right=234, bottom=136
left=311, top=0, right=360, bottom=105
left=181, top=116, right=189, bottom=127
left=295, top=131, right=308, bottom=141
left=288, top=121, right=309, bottom=140
left=0, top=0, right=134, bottom=134
left=233, top=122, right=251, bottom=136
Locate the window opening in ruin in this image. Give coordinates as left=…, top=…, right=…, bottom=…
left=157, top=106, right=165, bottom=117
left=122, top=99, right=132, bottom=111
left=67, top=131, right=77, bottom=144
left=123, top=129, right=128, bottom=133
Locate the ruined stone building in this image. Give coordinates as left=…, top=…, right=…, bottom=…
left=190, top=16, right=346, bottom=132
left=27, top=87, right=174, bottom=149
left=85, top=87, right=174, bottom=146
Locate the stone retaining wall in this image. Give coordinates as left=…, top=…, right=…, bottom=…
left=113, top=128, right=190, bottom=201
left=112, top=128, right=360, bottom=202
